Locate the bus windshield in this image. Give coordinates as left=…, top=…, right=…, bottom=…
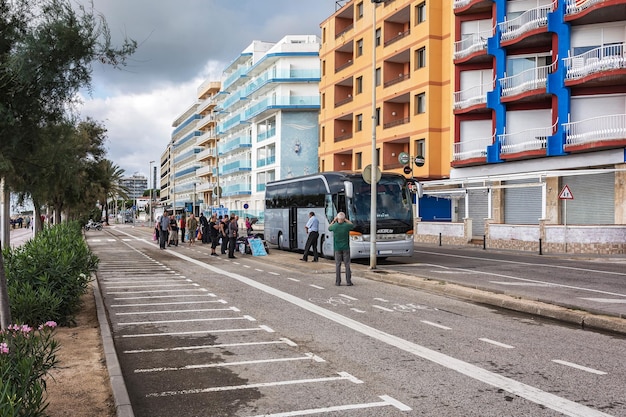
left=347, top=176, right=412, bottom=232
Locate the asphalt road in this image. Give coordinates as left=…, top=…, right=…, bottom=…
left=87, top=226, right=626, bottom=417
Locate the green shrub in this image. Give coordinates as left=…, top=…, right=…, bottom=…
left=0, top=322, right=59, bottom=417
left=4, top=221, right=99, bottom=326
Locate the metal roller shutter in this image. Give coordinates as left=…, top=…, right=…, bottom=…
left=504, top=180, right=542, bottom=224
left=458, top=188, right=489, bottom=237
left=560, top=173, right=614, bottom=224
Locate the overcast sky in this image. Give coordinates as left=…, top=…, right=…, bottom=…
left=79, top=0, right=337, bottom=181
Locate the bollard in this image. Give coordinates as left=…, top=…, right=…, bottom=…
left=483, top=234, right=486, bottom=250
left=539, top=238, right=543, bottom=255
left=439, top=232, right=442, bottom=246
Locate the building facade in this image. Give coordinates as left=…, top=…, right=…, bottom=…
left=213, top=35, right=321, bottom=220
left=419, top=0, right=626, bottom=253
left=318, top=0, right=453, bottom=180
left=119, top=174, right=147, bottom=200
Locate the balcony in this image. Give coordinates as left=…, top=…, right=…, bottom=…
left=453, top=135, right=493, bottom=161
left=384, top=72, right=410, bottom=88
left=218, top=136, right=252, bottom=155
left=565, top=0, right=604, bottom=15
left=383, top=117, right=410, bottom=129
left=222, top=183, right=252, bottom=197
left=499, top=2, right=553, bottom=43
left=564, top=114, right=626, bottom=150
left=195, top=147, right=216, bottom=162
left=384, top=29, right=410, bottom=48
left=454, top=31, right=491, bottom=60
left=195, top=165, right=214, bottom=177
left=454, top=80, right=492, bottom=111
left=499, top=123, right=554, bottom=155
left=243, top=95, right=320, bottom=121
left=196, top=182, right=216, bottom=193
left=220, top=160, right=252, bottom=176
left=564, top=43, right=626, bottom=81
left=196, top=130, right=217, bottom=147
left=500, top=61, right=555, bottom=98
left=335, top=95, right=354, bottom=108
left=257, top=155, right=276, bottom=167
left=258, top=127, right=276, bottom=142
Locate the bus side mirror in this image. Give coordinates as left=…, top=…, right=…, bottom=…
left=344, top=181, right=353, bottom=198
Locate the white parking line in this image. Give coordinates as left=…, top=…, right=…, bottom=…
left=112, top=299, right=226, bottom=308
left=113, top=294, right=217, bottom=300
left=552, top=360, right=607, bottom=375
left=106, top=284, right=192, bottom=289
left=107, top=289, right=207, bottom=294
left=135, top=353, right=326, bottom=373
left=146, top=371, right=363, bottom=397
left=115, top=307, right=239, bottom=315
left=122, top=326, right=273, bottom=338
left=479, top=338, right=515, bottom=349
left=372, top=305, right=394, bottom=312
left=340, top=294, right=358, bottom=301
left=288, top=278, right=300, bottom=282
left=309, top=284, right=325, bottom=289
left=123, top=338, right=298, bottom=354
left=118, top=316, right=254, bottom=326
left=579, top=298, right=626, bottom=304
left=248, top=395, right=412, bottom=416
left=421, top=320, right=451, bottom=330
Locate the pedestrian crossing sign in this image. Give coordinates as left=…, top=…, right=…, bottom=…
left=558, top=185, right=574, bottom=200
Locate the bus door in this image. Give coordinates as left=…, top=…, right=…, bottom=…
left=288, top=206, right=298, bottom=249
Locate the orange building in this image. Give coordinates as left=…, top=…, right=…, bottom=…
left=318, top=0, right=453, bottom=180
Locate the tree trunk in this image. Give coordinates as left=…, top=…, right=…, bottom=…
left=0, top=251, right=12, bottom=329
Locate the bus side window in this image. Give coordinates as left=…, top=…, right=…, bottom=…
left=325, top=194, right=336, bottom=222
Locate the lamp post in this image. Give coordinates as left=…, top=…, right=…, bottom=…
left=370, top=0, right=384, bottom=270
left=149, top=160, right=155, bottom=223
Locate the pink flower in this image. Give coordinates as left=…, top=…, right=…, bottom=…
left=0, top=342, right=8, bottom=354
left=39, top=321, right=57, bottom=330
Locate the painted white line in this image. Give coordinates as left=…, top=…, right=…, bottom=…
left=552, top=360, right=607, bottom=375
left=288, top=278, right=300, bottom=282
left=118, top=316, right=250, bottom=326
left=479, top=338, right=515, bottom=349
left=372, top=305, right=394, bottom=312
left=106, top=284, right=192, bottom=289
left=373, top=297, right=388, bottom=302
left=242, top=315, right=256, bottom=321
left=259, top=325, right=275, bottom=333
left=124, top=339, right=297, bottom=354
left=146, top=372, right=363, bottom=397
left=115, top=307, right=238, bottom=315
left=490, top=281, right=553, bottom=287
left=421, top=320, right=451, bottom=330
left=309, top=284, right=325, bottom=290
left=114, top=295, right=216, bottom=300
left=243, top=265, right=251, bottom=268
left=269, top=271, right=280, bottom=276
left=339, top=294, right=358, bottom=301
left=107, top=289, right=206, bottom=294
left=119, top=231, right=615, bottom=417
left=107, top=239, right=116, bottom=242
left=350, top=308, right=366, bottom=313
left=255, top=268, right=264, bottom=272
left=122, top=327, right=272, bottom=338
left=112, top=300, right=225, bottom=308
left=579, top=298, right=626, bottom=304
left=135, top=353, right=325, bottom=373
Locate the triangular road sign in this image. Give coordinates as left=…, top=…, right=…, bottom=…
left=558, top=185, right=574, bottom=200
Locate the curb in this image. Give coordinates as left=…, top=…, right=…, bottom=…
left=92, top=277, right=134, bottom=417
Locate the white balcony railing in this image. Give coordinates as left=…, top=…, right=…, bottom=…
left=453, top=79, right=493, bottom=110
left=453, top=134, right=493, bottom=161
left=565, top=0, right=604, bottom=15
left=500, top=60, right=556, bottom=97
left=453, top=0, right=472, bottom=9
left=564, top=114, right=626, bottom=146
left=499, top=121, right=556, bottom=154
left=195, top=165, right=214, bottom=177
left=499, top=2, right=554, bottom=42
left=454, top=30, right=492, bottom=60
left=564, top=43, right=626, bottom=80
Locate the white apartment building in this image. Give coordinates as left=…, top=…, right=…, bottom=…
left=212, top=35, right=321, bottom=220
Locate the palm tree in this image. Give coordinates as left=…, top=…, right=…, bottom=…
left=97, top=160, right=128, bottom=225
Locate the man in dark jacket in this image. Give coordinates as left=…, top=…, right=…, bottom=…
left=227, top=216, right=239, bottom=258
left=199, top=213, right=209, bottom=244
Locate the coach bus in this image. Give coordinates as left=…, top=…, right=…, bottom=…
left=264, top=172, right=414, bottom=259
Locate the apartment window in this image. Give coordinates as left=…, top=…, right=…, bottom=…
left=322, top=27, right=326, bottom=43
left=375, top=67, right=381, bottom=86
left=416, top=47, right=426, bottom=69
left=357, top=2, right=364, bottom=18
left=322, top=60, right=326, bottom=76
left=321, top=126, right=325, bottom=143
left=375, top=28, right=381, bottom=46
left=415, top=139, right=425, bottom=157
left=357, top=39, right=364, bottom=57
left=321, top=93, right=325, bottom=109
left=356, top=114, right=363, bottom=131
left=376, top=107, right=380, bottom=126
left=356, top=76, right=363, bottom=94
left=416, top=2, right=426, bottom=24
left=415, top=93, right=426, bottom=114
left=356, top=152, right=363, bottom=169
left=376, top=148, right=380, bottom=167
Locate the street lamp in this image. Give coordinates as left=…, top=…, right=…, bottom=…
left=370, top=0, right=385, bottom=270
left=149, top=160, right=155, bottom=223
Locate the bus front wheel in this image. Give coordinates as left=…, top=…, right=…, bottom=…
left=319, top=236, right=327, bottom=259
left=277, top=232, right=285, bottom=251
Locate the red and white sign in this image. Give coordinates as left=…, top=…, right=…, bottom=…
left=558, top=185, right=574, bottom=200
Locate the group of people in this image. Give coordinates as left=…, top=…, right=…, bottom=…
left=154, top=212, right=246, bottom=259
left=301, top=211, right=354, bottom=286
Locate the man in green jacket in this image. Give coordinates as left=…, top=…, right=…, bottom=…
left=328, top=212, right=354, bottom=286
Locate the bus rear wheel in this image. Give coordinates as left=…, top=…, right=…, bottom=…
left=277, top=232, right=285, bottom=251
left=319, top=236, right=326, bottom=259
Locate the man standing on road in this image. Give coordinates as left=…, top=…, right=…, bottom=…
left=328, top=212, right=354, bottom=286
left=199, top=213, right=209, bottom=244
left=186, top=213, right=199, bottom=246
left=209, top=213, right=220, bottom=256
left=158, top=212, right=170, bottom=249
left=301, top=211, right=319, bottom=262
left=227, top=216, right=239, bottom=258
